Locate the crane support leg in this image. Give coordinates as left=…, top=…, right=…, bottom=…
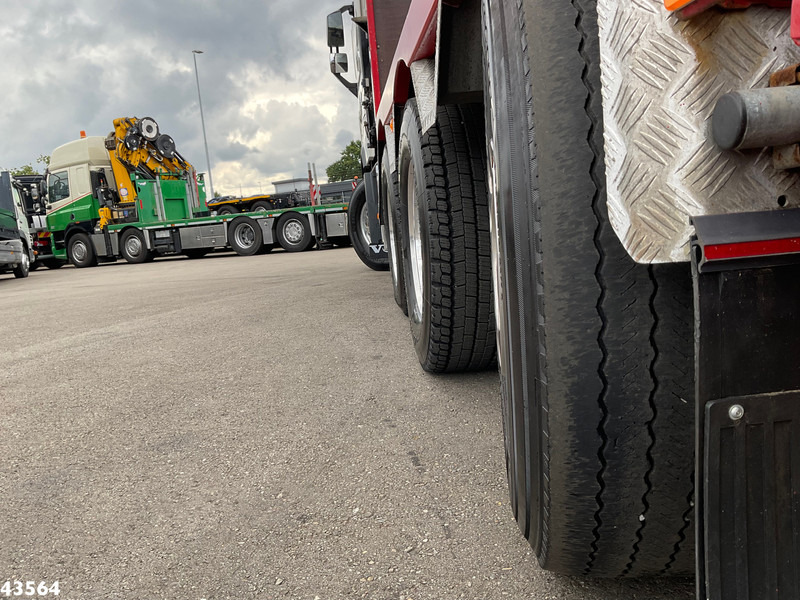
left=693, top=209, right=800, bottom=600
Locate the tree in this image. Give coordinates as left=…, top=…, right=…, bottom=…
left=326, top=140, right=362, bottom=182
left=9, top=154, right=50, bottom=176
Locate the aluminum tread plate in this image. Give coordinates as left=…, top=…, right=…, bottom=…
left=597, top=1, right=800, bottom=263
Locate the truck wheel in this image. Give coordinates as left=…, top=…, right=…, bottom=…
left=276, top=212, right=312, bottom=252
left=251, top=200, right=274, bottom=212
left=381, top=149, right=407, bottom=315
left=42, top=258, right=64, bottom=270
left=12, top=245, right=30, bottom=278
left=120, top=229, right=152, bottom=264
left=217, top=206, right=237, bottom=215
left=348, top=181, right=389, bottom=271
left=398, top=100, right=495, bottom=373
left=183, top=249, right=210, bottom=259
left=67, top=232, right=97, bottom=268
left=482, top=0, right=695, bottom=577
left=229, top=216, right=263, bottom=256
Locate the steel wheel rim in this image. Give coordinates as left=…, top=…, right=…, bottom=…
left=72, top=240, right=88, bottom=262
left=386, top=191, right=401, bottom=289
left=125, top=235, right=143, bottom=257
left=358, top=201, right=370, bottom=246
left=235, top=223, right=256, bottom=248
left=284, top=219, right=303, bottom=244
left=407, top=161, right=423, bottom=321
left=21, top=251, right=29, bottom=272
left=484, top=24, right=506, bottom=377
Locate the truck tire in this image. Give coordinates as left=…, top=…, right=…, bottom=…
left=120, top=229, right=152, bottom=264
left=183, top=249, right=210, bottom=259
left=381, top=149, right=407, bottom=315
left=229, top=216, right=263, bottom=256
left=12, top=244, right=30, bottom=278
left=42, top=258, right=64, bottom=270
left=217, top=206, right=238, bottom=215
left=348, top=181, right=389, bottom=271
left=67, top=232, right=97, bottom=268
left=251, top=200, right=274, bottom=212
left=482, top=0, right=695, bottom=577
left=276, top=212, right=313, bottom=252
left=398, top=100, right=496, bottom=373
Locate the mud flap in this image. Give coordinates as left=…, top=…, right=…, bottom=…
left=693, top=210, right=800, bottom=600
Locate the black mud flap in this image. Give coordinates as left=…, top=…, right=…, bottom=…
left=693, top=209, right=800, bottom=600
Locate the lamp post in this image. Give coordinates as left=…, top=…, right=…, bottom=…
left=192, top=49, right=214, bottom=199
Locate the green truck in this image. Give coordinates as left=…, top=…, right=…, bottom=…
left=0, top=171, right=34, bottom=279
left=43, top=117, right=351, bottom=267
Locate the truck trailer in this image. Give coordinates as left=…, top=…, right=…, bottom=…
left=328, top=1, right=800, bottom=597
left=42, top=117, right=351, bottom=266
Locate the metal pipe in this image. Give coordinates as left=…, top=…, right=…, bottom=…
left=192, top=50, right=215, bottom=199
left=712, top=86, right=800, bottom=150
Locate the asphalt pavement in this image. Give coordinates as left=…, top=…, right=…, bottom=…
left=0, top=248, right=695, bottom=599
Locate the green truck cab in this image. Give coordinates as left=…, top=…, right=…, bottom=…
left=0, top=171, right=34, bottom=279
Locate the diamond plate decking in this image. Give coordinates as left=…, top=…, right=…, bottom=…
left=597, top=1, right=800, bottom=262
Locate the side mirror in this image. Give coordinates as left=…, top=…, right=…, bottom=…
left=327, top=11, right=345, bottom=48
left=330, top=53, right=349, bottom=75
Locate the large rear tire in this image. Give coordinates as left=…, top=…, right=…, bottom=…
left=482, top=0, right=694, bottom=577
left=229, top=216, right=263, bottom=256
left=398, top=100, right=495, bottom=373
left=348, top=181, right=389, bottom=271
left=276, top=212, right=313, bottom=252
left=120, top=229, right=151, bottom=264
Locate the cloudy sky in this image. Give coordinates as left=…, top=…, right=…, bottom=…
left=0, top=0, right=359, bottom=197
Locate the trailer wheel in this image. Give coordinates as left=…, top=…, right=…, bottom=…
left=229, top=216, right=263, bottom=256
left=67, top=232, right=97, bottom=268
left=398, top=100, right=495, bottom=373
left=12, top=244, right=30, bottom=278
left=250, top=200, right=274, bottom=212
left=482, top=0, right=695, bottom=577
left=381, top=149, right=407, bottom=315
left=276, top=212, right=313, bottom=252
left=120, top=229, right=152, bottom=264
left=217, top=206, right=238, bottom=215
left=348, top=181, right=389, bottom=271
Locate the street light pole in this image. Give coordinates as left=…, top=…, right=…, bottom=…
left=192, top=50, right=214, bottom=199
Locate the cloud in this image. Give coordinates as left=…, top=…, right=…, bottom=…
left=0, top=0, right=359, bottom=194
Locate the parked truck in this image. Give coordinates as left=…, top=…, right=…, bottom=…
left=328, top=1, right=800, bottom=597
left=0, top=171, right=34, bottom=279
left=43, top=117, right=352, bottom=266
left=13, top=174, right=62, bottom=270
